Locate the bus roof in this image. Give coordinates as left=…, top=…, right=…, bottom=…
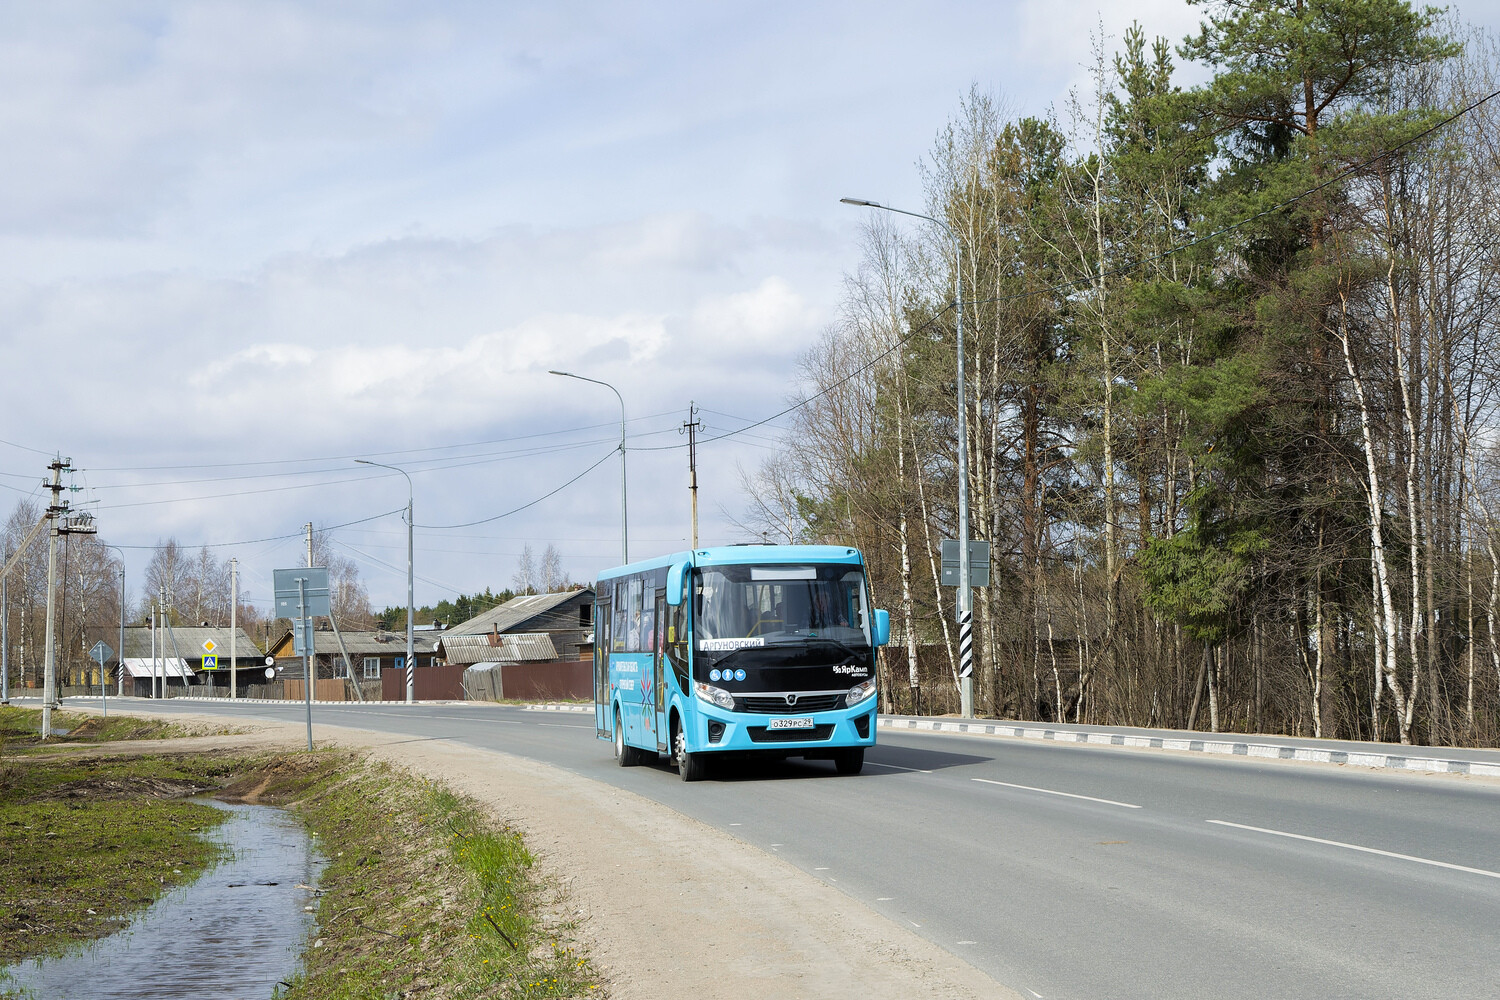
left=596, top=544, right=866, bottom=580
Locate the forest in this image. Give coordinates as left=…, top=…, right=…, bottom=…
left=742, top=1, right=1500, bottom=746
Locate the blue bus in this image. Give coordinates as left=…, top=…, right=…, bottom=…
left=593, top=544, right=890, bottom=781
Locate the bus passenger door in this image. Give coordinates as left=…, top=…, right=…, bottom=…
left=654, top=591, right=669, bottom=752
left=595, top=597, right=612, bottom=740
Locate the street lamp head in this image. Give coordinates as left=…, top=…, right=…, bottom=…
left=840, top=197, right=881, bottom=208
left=547, top=369, right=571, bottom=377
left=354, top=459, right=374, bottom=466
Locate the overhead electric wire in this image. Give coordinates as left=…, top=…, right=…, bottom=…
left=0, top=437, right=54, bottom=457
left=107, top=505, right=407, bottom=550
left=88, top=436, right=616, bottom=491
left=328, top=536, right=468, bottom=594
left=416, top=448, right=618, bottom=530
left=85, top=409, right=683, bottom=474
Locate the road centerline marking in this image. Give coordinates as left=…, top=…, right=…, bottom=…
left=1206, top=820, right=1500, bottom=880
left=972, top=777, right=1141, bottom=809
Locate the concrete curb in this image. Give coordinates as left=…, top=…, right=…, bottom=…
left=878, top=716, right=1500, bottom=778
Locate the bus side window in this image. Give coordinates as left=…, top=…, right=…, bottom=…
left=666, top=602, right=689, bottom=691
left=612, top=581, right=627, bottom=652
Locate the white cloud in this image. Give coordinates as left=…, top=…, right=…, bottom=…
left=3, top=0, right=1499, bottom=607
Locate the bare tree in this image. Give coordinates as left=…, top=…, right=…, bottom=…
left=513, top=544, right=536, bottom=596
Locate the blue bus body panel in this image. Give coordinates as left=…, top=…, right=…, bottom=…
left=596, top=545, right=879, bottom=759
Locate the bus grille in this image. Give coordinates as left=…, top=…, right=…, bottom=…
left=740, top=694, right=843, bottom=714
left=746, top=724, right=835, bottom=743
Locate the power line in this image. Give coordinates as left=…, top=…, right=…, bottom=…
left=85, top=410, right=683, bottom=474
left=0, top=437, right=53, bottom=457
left=107, top=506, right=407, bottom=550
left=416, top=448, right=618, bottom=529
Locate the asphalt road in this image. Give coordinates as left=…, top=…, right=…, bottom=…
left=47, top=698, right=1500, bottom=1000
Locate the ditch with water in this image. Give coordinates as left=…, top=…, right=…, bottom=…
left=2, top=800, right=324, bottom=999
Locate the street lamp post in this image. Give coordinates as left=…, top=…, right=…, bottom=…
left=355, top=459, right=415, bottom=705
left=841, top=197, right=973, bottom=718
left=549, top=370, right=628, bottom=564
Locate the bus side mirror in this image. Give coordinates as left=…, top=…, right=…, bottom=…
left=666, top=560, right=690, bottom=606
left=872, top=609, right=890, bottom=647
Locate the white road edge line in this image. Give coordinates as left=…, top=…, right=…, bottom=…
left=1206, top=820, right=1500, bottom=880
left=972, top=777, right=1141, bottom=809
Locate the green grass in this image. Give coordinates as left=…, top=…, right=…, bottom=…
left=281, top=766, right=601, bottom=999
left=0, top=753, right=234, bottom=965
left=0, top=707, right=602, bottom=999
left=0, top=705, right=198, bottom=749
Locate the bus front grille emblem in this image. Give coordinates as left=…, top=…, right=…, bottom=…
left=785, top=693, right=798, bottom=706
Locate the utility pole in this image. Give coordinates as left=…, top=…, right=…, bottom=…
left=41, top=459, right=64, bottom=738
left=305, top=522, right=316, bottom=703
left=229, top=557, right=237, bottom=699
left=681, top=402, right=701, bottom=548
left=158, top=583, right=167, bottom=697
left=116, top=563, right=124, bottom=704
left=1, top=545, right=9, bottom=705
left=150, top=594, right=157, bottom=698
left=40, top=460, right=93, bottom=735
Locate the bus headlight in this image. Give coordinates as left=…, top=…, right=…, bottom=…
left=694, top=681, right=736, bottom=711
left=846, top=678, right=876, bottom=707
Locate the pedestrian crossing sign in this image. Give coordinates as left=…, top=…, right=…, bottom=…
left=202, top=654, right=219, bottom=670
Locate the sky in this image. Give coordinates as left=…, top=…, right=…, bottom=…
left=2, top=0, right=1498, bottom=619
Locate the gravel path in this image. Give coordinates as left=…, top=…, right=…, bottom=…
left=80, top=714, right=1017, bottom=1000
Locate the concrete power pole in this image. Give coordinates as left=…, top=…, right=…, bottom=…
left=40, top=460, right=64, bottom=739
left=306, top=522, right=315, bottom=701
left=681, top=402, right=701, bottom=549
left=229, top=557, right=237, bottom=699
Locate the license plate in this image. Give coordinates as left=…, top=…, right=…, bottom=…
left=767, top=717, right=814, bottom=730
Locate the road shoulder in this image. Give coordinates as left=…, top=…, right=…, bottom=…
left=90, top=712, right=1017, bottom=1000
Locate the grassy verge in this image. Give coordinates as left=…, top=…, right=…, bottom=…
left=0, top=704, right=211, bottom=748
left=0, top=708, right=603, bottom=999
left=283, top=762, right=601, bottom=999
left=0, top=749, right=238, bottom=964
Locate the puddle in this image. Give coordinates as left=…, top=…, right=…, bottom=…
left=2, top=800, right=324, bottom=999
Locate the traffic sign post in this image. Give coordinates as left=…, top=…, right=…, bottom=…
left=89, top=641, right=113, bottom=718
left=940, top=539, right=991, bottom=588
left=274, top=568, right=327, bottom=752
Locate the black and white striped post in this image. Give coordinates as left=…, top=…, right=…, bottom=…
left=841, top=196, right=971, bottom=717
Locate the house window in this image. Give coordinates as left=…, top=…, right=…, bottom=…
left=363, top=657, right=380, bottom=679
left=579, top=602, right=593, bottom=626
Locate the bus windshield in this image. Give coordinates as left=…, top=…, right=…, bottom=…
left=694, top=564, right=871, bottom=647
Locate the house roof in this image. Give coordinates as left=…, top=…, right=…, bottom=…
left=120, top=657, right=193, bottom=678
left=267, top=629, right=439, bottom=658
left=437, top=632, right=558, bottom=665
left=447, top=589, right=593, bottom=636
left=116, top=626, right=261, bottom=661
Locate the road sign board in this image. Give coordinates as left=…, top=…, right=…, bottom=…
left=940, top=539, right=991, bottom=587
left=89, top=640, right=113, bottom=665
left=202, top=654, right=219, bottom=671
left=292, top=618, right=308, bottom=655
left=273, top=568, right=330, bottom=618
left=202, top=638, right=217, bottom=654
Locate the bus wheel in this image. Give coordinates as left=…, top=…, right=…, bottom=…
left=614, top=710, right=637, bottom=767
left=674, top=722, right=705, bottom=782
left=834, top=748, right=864, bottom=775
